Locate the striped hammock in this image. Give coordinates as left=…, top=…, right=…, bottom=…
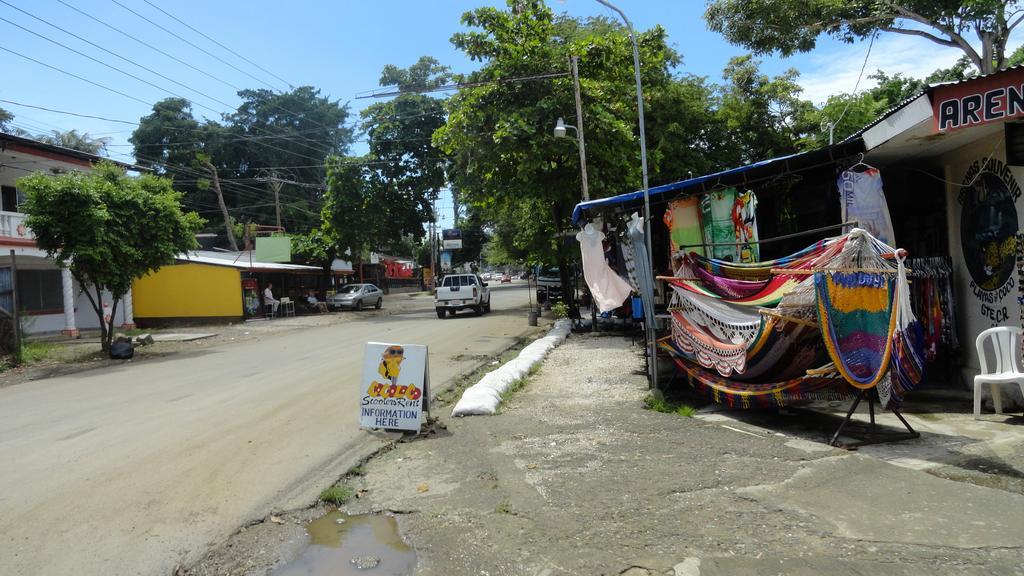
left=815, top=271, right=898, bottom=390
left=664, top=351, right=851, bottom=409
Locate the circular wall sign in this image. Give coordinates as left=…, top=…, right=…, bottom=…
left=960, top=166, right=1019, bottom=291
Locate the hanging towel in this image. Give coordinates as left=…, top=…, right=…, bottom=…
left=732, top=190, right=759, bottom=262
left=663, top=197, right=705, bottom=257
left=577, top=223, right=632, bottom=313
left=628, top=213, right=657, bottom=330
left=837, top=169, right=895, bottom=246
left=700, top=188, right=738, bottom=261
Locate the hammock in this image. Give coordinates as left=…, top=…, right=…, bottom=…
left=668, top=236, right=852, bottom=307
left=815, top=270, right=898, bottom=390
left=664, top=350, right=851, bottom=409
left=886, top=254, right=926, bottom=409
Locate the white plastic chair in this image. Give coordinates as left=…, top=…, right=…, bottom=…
left=974, top=326, right=1024, bottom=419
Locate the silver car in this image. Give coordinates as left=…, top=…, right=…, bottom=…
left=327, top=284, right=383, bottom=311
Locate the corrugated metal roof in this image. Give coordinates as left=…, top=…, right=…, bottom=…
left=178, top=251, right=321, bottom=271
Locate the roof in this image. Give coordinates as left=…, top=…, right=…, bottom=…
left=0, top=132, right=143, bottom=171
left=178, top=250, right=323, bottom=273
left=571, top=139, right=865, bottom=224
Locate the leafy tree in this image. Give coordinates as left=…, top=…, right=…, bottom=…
left=436, top=1, right=682, bottom=299
left=321, top=157, right=379, bottom=275
left=34, top=129, right=111, bottom=154
left=715, top=55, right=816, bottom=164
left=18, top=163, right=203, bottom=351
left=867, top=70, right=927, bottom=107
left=705, top=0, right=1023, bottom=75
left=798, top=92, right=888, bottom=149
left=0, top=107, right=13, bottom=131
left=360, top=57, right=451, bottom=250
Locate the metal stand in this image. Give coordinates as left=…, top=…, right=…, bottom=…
left=829, top=389, right=919, bottom=450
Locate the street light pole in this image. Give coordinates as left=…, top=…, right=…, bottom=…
left=594, top=0, right=658, bottom=391
left=570, top=55, right=589, bottom=202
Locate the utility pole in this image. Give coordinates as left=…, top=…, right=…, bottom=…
left=268, top=175, right=282, bottom=229
left=201, top=159, right=239, bottom=252
left=571, top=55, right=589, bottom=201
left=429, top=192, right=438, bottom=288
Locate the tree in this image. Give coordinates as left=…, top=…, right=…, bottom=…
left=436, top=1, right=682, bottom=301
left=18, top=163, right=203, bottom=351
left=321, top=157, right=378, bottom=275
left=360, top=57, right=451, bottom=251
left=34, top=129, right=111, bottom=154
left=715, top=55, right=817, bottom=164
left=0, top=107, right=13, bottom=131
left=706, top=0, right=1023, bottom=75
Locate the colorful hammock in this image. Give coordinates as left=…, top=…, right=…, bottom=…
left=669, top=236, right=852, bottom=307
left=815, top=271, right=898, bottom=390
left=886, top=254, right=926, bottom=409
left=664, top=350, right=851, bottom=409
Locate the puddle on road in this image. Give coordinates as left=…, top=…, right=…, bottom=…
left=270, top=511, right=416, bottom=576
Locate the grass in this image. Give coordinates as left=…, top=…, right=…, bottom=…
left=495, top=501, right=512, bottom=514
left=319, top=485, right=354, bottom=505
left=644, top=394, right=698, bottom=418
left=19, top=341, right=56, bottom=364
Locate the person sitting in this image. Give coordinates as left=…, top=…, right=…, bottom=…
left=306, top=290, right=328, bottom=313
left=263, top=282, right=279, bottom=316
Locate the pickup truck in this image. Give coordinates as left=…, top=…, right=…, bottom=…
left=435, top=273, right=491, bottom=318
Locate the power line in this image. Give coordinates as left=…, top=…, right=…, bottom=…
left=0, top=44, right=152, bottom=106
left=0, top=98, right=138, bottom=124
left=141, top=0, right=294, bottom=90
left=356, top=71, right=570, bottom=99
left=109, top=0, right=284, bottom=91
left=0, top=8, right=230, bottom=116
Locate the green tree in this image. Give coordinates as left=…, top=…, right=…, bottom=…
left=321, top=157, right=378, bottom=275
left=715, top=55, right=816, bottom=164
left=0, top=107, right=13, bottom=131
left=18, top=163, right=203, bottom=351
left=706, top=0, right=1023, bottom=75
left=360, top=57, right=451, bottom=251
left=34, top=129, right=111, bottom=154
left=436, top=1, right=682, bottom=299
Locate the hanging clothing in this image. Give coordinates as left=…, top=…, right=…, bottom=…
left=837, top=168, right=895, bottom=246
left=732, top=190, right=759, bottom=263
left=700, top=188, right=739, bottom=261
left=628, top=213, right=656, bottom=330
left=663, top=197, right=705, bottom=257
left=577, top=223, right=632, bottom=313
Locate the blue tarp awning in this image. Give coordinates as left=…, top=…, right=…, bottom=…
left=570, top=139, right=865, bottom=224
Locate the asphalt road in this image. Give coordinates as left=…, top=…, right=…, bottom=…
left=0, top=283, right=533, bottom=576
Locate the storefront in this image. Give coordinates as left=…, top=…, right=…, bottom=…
left=572, top=66, right=1024, bottom=403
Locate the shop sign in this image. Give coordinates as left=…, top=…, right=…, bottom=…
left=933, top=68, right=1024, bottom=132
left=440, top=250, right=452, bottom=272
left=958, top=157, right=1020, bottom=325
left=359, top=343, right=429, bottom=431
left=442, top=228, right=463, bottom=250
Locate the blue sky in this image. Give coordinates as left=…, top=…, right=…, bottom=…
left=0, top=0, right=1007, bottom=229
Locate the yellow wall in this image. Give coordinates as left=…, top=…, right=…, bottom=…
left=133, top=263, right=242, bottom=318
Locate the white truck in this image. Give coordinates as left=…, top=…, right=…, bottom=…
left=435, top=273, right=491, bottom=318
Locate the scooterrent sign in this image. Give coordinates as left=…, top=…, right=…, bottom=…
left=359, top=343, right=429, bottom=431
left=933, top=67, right=1024, bottom=132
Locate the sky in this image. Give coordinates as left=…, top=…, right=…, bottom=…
left=0, top=0, right=1014, bottom=230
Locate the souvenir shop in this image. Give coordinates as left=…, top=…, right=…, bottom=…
left=572, top=66, right=1024, bottom=431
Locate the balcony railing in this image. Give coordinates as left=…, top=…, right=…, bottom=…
left=0, top=211, right=34, bottom=240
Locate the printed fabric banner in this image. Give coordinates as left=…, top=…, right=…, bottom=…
left=837, top=169, right=895, bottom=246
left=732, top=190, right=759, bottom=263
left=701, top=188, right=739, bottom=261
left=359, top=343, right=429, bottom=431
left=662, top=197, right=705, bottom=257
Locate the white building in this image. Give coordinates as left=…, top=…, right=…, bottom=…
left=0, top=132, right=139, bottom=337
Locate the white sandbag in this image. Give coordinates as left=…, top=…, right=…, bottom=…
left=452, top=320, right=571, bottom=417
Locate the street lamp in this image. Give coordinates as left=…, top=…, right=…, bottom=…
left=594, top=0, right=658, bottom=391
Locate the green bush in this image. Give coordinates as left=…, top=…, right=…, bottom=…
left=551, top=302, right=569, bottom=319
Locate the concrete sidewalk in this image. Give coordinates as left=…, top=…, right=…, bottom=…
left=344, top=334, right=1024, bottom=576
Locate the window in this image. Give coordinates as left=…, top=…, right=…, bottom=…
left=442, top=275, right=475, bottom=287
left=17, top=270, right=63, bottom=313
left=1, top=185, right=19, bottom=213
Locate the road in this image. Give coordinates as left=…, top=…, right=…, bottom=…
left=0, top=283, right=533, bottom=576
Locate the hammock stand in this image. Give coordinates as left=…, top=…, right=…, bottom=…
left=825, top=388, right=919, bottom=449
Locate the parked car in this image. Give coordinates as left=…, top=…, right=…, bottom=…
left=327, top=283, right=383, bottom=311
left=500, top=274, right=512, bottom=283
left=434, top=273, right=490, bottom=318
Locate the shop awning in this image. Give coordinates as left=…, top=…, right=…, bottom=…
left=571, top=139, right=865, bottom=225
